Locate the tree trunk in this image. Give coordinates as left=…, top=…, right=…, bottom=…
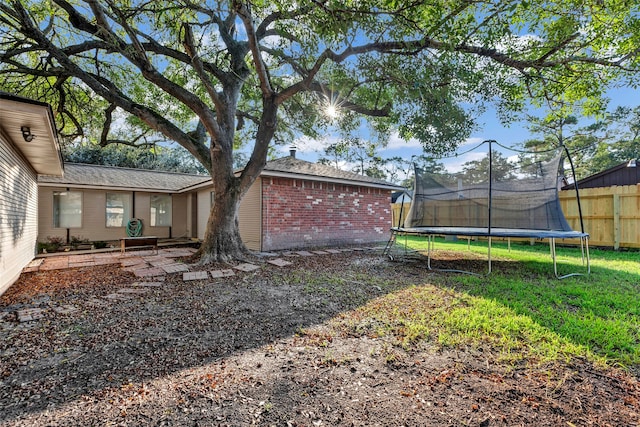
left=195, top=127, right=255, bottom=263
left=195, top=87, right=277, bottom=264
left=196, top=176, right=252, bottom=264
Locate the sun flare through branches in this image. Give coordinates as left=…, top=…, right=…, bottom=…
left=320, top=89, right=344, bottom=121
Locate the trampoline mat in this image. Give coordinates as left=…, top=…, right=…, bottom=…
left=392, top=226, right=589, bottom=240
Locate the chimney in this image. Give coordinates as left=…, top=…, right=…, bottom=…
left=289, top=146, right=296, bottom=158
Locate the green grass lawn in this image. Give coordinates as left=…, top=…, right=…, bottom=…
left=334, top=236, right=640, bottom=369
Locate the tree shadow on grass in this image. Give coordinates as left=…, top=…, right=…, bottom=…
left=411, top=250, right=640, bottom=369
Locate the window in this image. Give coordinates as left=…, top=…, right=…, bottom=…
left=106, top=193, right=132, bottom=227
left=53, top=191, right=82, bottom=228
left=150, top=194, right=172, bottom=226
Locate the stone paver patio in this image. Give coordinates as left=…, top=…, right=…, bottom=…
left=3, top=245, right=385, bottom=323
left=267, top=258, right=293, bottom=267
left=21, top=247, right=199, bottom=273
left=234, top=263, right=260, bottom=272
left=183, top=271, right=209, bottom=281
left=210, top=269, right=235, bottom=278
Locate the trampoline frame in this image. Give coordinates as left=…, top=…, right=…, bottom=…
left=384, top=141, right=591, bottom=279
left=386, top=226, right=590, bottom=279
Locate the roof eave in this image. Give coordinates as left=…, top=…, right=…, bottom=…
left=260, top=169, right=404, bottom=191
left=0, top=94, right=64, bottom=177
left=573, top=161, right=632, bottom=186
left=179, top=179, right=214, bottom=192
left=37, top=182, right=180, bottom=193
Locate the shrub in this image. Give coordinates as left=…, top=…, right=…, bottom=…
left=70, top=235, right=89, bottom=249
left=93, top=241, right=108, bottom=249
left=39, top=236, right=65, bottom=253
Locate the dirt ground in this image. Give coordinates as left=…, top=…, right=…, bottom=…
left=1, top=249, right=638, bottom=426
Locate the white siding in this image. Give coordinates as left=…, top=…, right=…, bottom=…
left=0, top=135, right=38, bottom=295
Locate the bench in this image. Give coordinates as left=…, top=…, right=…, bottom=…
left=120, top=236, right=158, bottom=254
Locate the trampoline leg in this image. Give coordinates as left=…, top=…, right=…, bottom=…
left=553, top=236, right=590, bottom=279
left=488, top=236, right=492, bottom=275
left=427, top=234, right=433, bottom=270
left=585, top=237, right=591, bottom=276
left=404, top=232, right=408, bottom=256
left=383, top=229, right=398, bottom=260
left=551, top=238, right=558, bottom=278
left=424, top=234, right=481, bottom=276
left=467, top=237, right=471, bottom=251
left=508, top=238, right=511, bottom=253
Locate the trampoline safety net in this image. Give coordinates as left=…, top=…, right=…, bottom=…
left=403, top=145, right=574, bottom=232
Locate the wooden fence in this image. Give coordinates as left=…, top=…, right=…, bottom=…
left=391, top=203, right=411, bottom=228
left=391, top=184, right=640, bottom=249
left=559, top=184, right=640, bottom=249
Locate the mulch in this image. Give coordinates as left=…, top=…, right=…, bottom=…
left=1, top=250, right=638, bottom=426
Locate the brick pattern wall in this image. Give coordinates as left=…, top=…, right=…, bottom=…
left=261, top=177, right=392, bottom=251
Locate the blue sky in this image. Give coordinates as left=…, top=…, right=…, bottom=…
left=277, top=85, right=638, bottom=178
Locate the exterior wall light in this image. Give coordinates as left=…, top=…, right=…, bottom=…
left=21, top=126, right=35, bottom=142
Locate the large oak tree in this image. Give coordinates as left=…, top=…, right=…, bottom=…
left=1, top=0, right=639, bottom=262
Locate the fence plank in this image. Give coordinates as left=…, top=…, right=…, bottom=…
left=613, top=194, right=620, bottom=250
left=559, top=184, right=639, bottom=249
left=391, top=203, right=410, bottom=228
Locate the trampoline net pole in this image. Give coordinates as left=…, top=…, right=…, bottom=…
left=563, top=145, right=585, bottom=234
left=488, top=236, right=492, bottom=274
left=487, top=139, right=493, bottom=235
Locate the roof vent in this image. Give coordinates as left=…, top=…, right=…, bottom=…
left=289, top=146, right=296, bottom=158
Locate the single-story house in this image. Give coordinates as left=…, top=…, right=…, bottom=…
left=0, top=93, right=64, bottom=295
left=37, top=151, right=403, bottom=252
left=37, top=163, right=210, bottom=244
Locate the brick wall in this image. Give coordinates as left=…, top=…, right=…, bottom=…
left=261, top=177, right=392, bottom=251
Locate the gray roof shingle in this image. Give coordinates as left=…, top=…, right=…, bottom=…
left=38, top=163, right=211, bottom=192
left=38, top=157, right=403, bottom=192
left=262, top=156, right=402, bottom=189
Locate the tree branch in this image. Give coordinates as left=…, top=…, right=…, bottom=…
left=181, top=22, right=225, bottom=114
left=100, top=103, right=117, bottom=146
left=54, top=0, right=225, bottom=151
left=234, top=1, right=273, bottom=97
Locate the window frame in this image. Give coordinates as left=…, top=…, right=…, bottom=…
left=53, top=190, right=83, bottom=229
left=150, top=194, right=172, bottom=227
left=106, top=192, right=132, bottom=228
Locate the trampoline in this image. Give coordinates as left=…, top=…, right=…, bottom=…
left=383, top=140, right=590, bottom=279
